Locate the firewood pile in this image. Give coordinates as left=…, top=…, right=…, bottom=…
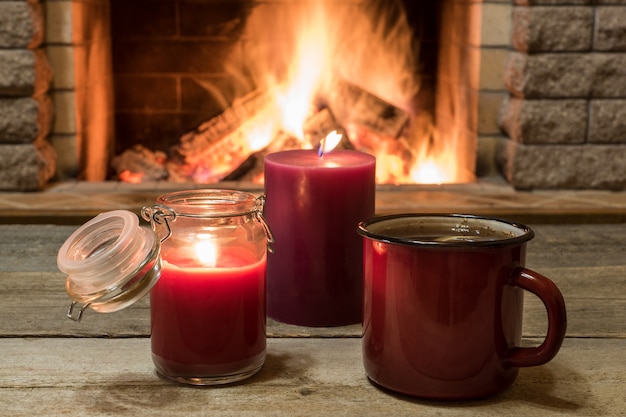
left=111, top=79, right=413, bottom=183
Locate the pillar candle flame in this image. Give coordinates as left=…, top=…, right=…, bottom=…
left=318, top=130, right=343, bottom=157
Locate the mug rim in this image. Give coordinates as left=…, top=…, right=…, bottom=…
left=357, top=213, right=534, bottom=248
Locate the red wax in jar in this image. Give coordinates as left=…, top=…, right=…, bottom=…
left=264, top=149, right=376, bottom=326
left=150, top=248, right=266, bottom=379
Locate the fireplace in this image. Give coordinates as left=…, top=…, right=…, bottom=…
left=107, top=0, right=473, bottom=185
left=1, top=0, right=625, bottom=190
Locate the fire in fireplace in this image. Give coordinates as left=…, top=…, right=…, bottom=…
left=108, top=0, right=476, bottom=185
left=4, top=1, right=624, bottom=191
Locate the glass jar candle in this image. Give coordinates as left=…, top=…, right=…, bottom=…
left=58, top=189, right=273, bottom=386
left=142, top=190, right=270, bottom=385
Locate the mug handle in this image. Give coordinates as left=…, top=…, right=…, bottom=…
left=505, top=266, right=567, bottom=368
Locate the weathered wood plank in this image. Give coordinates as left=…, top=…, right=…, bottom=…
left=0, top=225, right=74, bottom=273
left=522, top=265, right=626, bottom=338
left=1, top=337, right=624, bottom=417
left=1, top=268, right=624, bottom=338
left=1, top=223, right=625, bottom=416
left=1, top=222, right=624, bottom=266
left=1, top=223, right=624, bottom=272
left=0, top=224, right=625, bottom=338
left=373, top=193, right=626, bottom=224
left=527, top=224, right=626, bottom=269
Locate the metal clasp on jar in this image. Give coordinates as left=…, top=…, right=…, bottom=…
left=255, top=195, right=275, bottom=253
left=141, top=205, right=177, bottom=243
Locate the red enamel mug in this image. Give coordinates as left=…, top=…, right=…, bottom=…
left=357, top=214, right=567, bottom=400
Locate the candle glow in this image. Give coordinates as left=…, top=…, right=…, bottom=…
left=194, top=239, right=217, bottom=267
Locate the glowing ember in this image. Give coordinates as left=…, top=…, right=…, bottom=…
left=118, top=170, right=144, bottom=184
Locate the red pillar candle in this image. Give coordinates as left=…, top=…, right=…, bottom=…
left=264, top=149, right=376, bottom=326
left=151, top=248, right=266, bottom=382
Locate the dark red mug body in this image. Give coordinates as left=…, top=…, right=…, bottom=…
left=358, top=214, right=567, bottom=400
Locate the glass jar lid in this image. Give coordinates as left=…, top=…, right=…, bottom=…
left=58, top=210, right=161, bottom=321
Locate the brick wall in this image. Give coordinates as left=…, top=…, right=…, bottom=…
left=110, top=0, right=254, bottom=155
left=498, top=0, right=626, bottom=189
left=0, top=0, right=56, bottom=190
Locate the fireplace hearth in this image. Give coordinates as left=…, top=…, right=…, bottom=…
left=0, top=0, right=625, bottom=191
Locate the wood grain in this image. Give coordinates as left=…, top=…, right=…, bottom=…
left=1, top=223, right=625, bottom=416
left=1, top=338, right=624, bottom=416
left=1, top=224, right=624, bottom=338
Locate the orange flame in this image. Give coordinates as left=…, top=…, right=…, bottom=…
left=411, top=159, right=447, bottom=184
left=318, top=131, right=342, bottom=156
left=192, top=0, right=474, bottom=185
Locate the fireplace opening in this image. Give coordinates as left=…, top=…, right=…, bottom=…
left=6, top=1, right=623, bottom=191
left=41, top=0, right=480, bottom=184
left=104, top=0, right=477, bottom=185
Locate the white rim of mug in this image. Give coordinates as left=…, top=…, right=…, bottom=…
left=357, top=213, right=535, bottom=248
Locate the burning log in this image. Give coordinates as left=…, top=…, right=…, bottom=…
left=168, top=89, right=274, bottom=183
left=115, top=78, right=411, bottom=184
left=170, top=88, right=361, bottom=182
left=326, top=78, right=410, bottom=139
left=175, top=90, right=270, bottom=159
left=224, top=107, right=356, bottom=181
left=303, top=107, right=352, bottom=151
left=223, top=130, right=302, bottom=182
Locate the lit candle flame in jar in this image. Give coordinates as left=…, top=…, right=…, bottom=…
left=318, top=130, right=343, bottom=157
left=195, top=239, right=218, bottom=267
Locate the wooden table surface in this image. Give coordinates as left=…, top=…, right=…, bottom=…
left=1, top=223, right=625, bottom=416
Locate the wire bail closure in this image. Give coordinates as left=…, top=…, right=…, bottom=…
left=67, top=301, right=90, bottom=321
left=255, top=195, right=275, bottom=253
left=141, top=205, right=176, bottom=243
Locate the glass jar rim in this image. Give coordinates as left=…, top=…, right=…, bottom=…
left=156, top=189, right=259, bottom=218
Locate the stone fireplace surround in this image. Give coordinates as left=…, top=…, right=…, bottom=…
left=0, top=0, right=625, bottom=191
